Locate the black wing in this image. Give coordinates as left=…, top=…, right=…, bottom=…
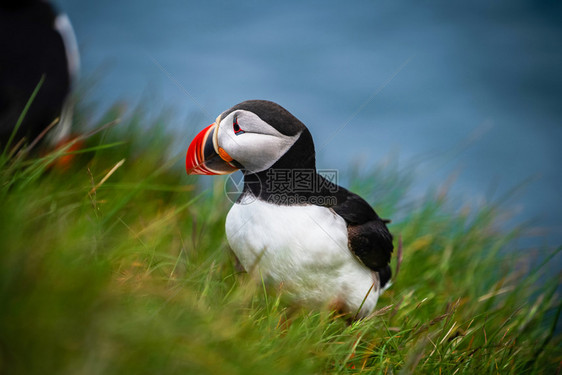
left=323, top=179, right=393, bottom=286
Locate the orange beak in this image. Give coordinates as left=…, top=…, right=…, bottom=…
left=185, top=123, right=239, bottom=175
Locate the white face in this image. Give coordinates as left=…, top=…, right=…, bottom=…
left=215, top=110, right=301, bottom=173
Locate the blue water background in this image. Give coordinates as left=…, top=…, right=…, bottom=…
left=56, top=0, right=562, bottom=250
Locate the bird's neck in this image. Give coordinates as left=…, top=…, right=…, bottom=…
left=241, top=165, right=343, bottom=207
left=240, top=128, right=327, bottom=205
left=242, top=168, right=327, bottom=206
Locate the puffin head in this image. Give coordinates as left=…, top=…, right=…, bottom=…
left=186, top=100, right=315, bottom=175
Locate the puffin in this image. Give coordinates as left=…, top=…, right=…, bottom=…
left=185, top=100, right=393, bottom=319
left=0, top=0, right=79, bottom=148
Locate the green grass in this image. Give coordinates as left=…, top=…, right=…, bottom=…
left=0, top=107, right=560, bottom=374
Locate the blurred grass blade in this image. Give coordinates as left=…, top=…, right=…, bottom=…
left=2, top=75, right=45, bottom=158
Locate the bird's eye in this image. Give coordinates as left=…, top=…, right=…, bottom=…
left=233, top=116, right=245, bottom=135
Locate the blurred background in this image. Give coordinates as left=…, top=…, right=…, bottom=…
left=56, top=0, right=561, bottom=248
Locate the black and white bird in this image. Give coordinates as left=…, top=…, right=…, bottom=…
left=186, top=100, right=393, bottom=319
left=0, top=0, right=79, bottom=147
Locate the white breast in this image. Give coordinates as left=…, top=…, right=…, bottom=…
left=225, top=197, right=382, bottom=318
